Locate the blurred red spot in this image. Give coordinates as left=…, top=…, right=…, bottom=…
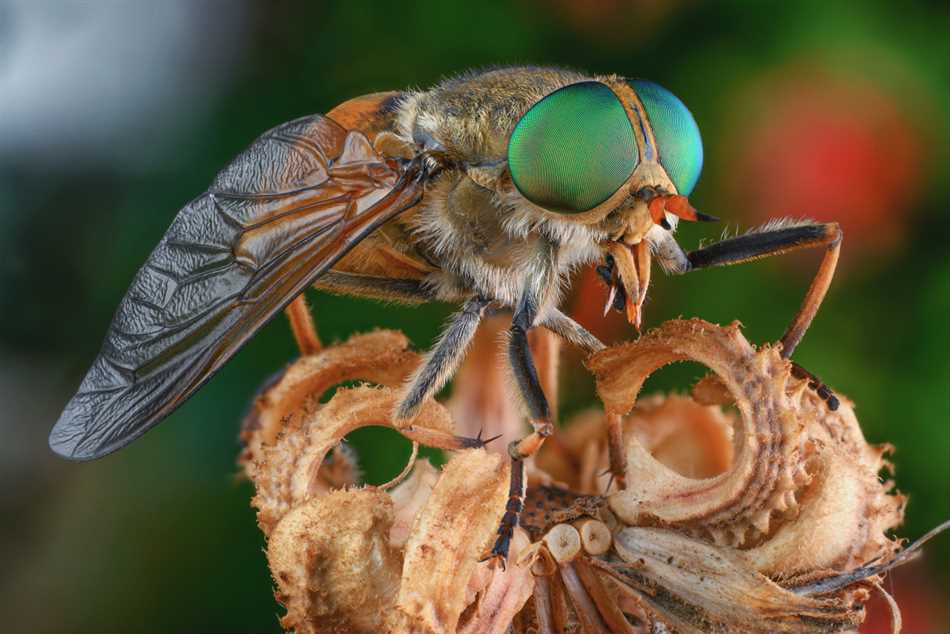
left=727, top=69, right=926, bottom=258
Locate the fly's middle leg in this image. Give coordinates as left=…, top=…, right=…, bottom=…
left=488, top=285, right=557, bottom=565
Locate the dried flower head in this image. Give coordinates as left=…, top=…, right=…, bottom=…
left=239, top=318, right=939, bottom=633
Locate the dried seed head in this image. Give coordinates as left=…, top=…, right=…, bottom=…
left=612, top=527, right=863, bottom=632
left=241, top=319, right=920, bottom=634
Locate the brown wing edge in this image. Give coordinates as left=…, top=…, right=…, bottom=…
left=49, top=119, right=429, bottom=461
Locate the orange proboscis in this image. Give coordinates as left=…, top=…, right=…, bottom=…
left=649, top=194, right=700, bottom=225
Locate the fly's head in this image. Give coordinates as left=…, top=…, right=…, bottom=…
left=504, top=77, right=709, bottom=327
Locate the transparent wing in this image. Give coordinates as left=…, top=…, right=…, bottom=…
left=50, top=114, right=426, bottom=460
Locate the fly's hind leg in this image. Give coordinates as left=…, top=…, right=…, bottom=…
left=285, top=295, right=321, bottom=355
left=286, top=271, right=436, bottom=355
left=679, top=220, right=843, bottom=409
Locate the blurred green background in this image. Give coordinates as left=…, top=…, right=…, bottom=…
left=1, top=1, right=948, bottom=632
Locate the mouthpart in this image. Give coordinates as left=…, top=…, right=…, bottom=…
left=598, top=241, right=652, bottom=329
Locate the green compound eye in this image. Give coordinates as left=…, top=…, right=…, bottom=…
left=631, top=80, right=703, bottom=196
left=508, top=81, right=638, bottom=213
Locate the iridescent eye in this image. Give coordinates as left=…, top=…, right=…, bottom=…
left=631, top=80, right=703, bottom=196
left=508, top=81, right=638, bottom=213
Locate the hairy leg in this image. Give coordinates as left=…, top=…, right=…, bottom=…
left=311, top=271, right=498, bottom=432
left=313, top=270, right=435, bottom=304
left=284, top=294, right=321, bottom=355
left=540, top=308, right=606, bottom=354
left=395, top=295, right=490, bottom=420
left=489, top=246, right=563, bottom=564
left=287, top=269, right=433, bottom=354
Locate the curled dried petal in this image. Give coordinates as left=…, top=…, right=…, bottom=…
left=252, top=385, right=456, bottom=535
left=393, top=449, right=510, bottom=633
left=746, top=449, right=900, bottom=578
left=591, top=319, right=805, bottom=543
left=751, top=388, right=904, bottom=575
left=592, top=319, right=902, bottom=558
left=243, top=329, right=419, bottom=457
left=627, top=394, right=733, bottom=480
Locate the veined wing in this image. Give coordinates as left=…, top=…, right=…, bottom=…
left=50, top=114, right=427, bottom=460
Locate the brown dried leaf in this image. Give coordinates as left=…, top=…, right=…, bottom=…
left=388, top=459, right=440, bottom=549
left=458, top=530, right=536, bottom=634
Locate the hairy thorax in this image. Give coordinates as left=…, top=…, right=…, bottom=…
left=402, top=171, right=601, bottom=308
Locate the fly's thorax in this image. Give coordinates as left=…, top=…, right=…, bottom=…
left=402, top=167, right=602, bottom=307
left=395, top=67, right=589, bottom=163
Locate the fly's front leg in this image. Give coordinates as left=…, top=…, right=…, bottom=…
left=540, top=308, right=606, bottom=354
left=312, top=274, right=492, bottom=447
left=679, top=220, right=842, bottom=409
left=390, top=295, right=498, bottom=451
